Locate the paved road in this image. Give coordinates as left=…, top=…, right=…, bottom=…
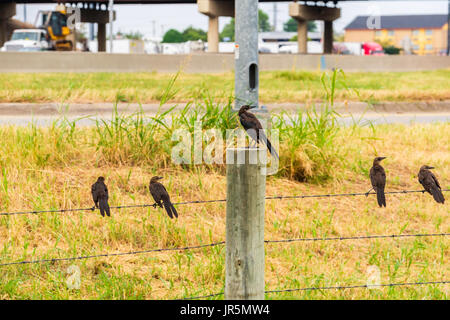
left=0, top=113, right=448, bottom=127
left=0, top=102, right=448, bottom=126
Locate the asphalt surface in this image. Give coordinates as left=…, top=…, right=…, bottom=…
left=0, top=101, right=449, bottom=126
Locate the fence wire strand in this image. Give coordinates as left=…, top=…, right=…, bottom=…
left=0, top=232, right=447, bottom=267
left=182, top=280, right=449, bottom=300
left=0, top=241, right=226, bottom=267
left=0, top=189, right=447, bottom=217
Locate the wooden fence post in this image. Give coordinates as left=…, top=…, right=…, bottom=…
left=225, top=147, right=266, bottom=300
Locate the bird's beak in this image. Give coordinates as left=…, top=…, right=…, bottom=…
left=249, top=105, right=257, bottom=109
left=428, top=166, right=435, bottom=169
left=158, top=176, right=163, bottom=179
left=379, top=157, right=386, bottom=160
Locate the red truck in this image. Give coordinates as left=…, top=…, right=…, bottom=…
left=362, top=42, right=385, bottom=55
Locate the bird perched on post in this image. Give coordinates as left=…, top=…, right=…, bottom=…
left=238, top=105, right=279, bottom=160
left=91, top=176, right=111, bottom=217
left=367, top=157, right=387, bottom=207
left=418, top=165, right=445, bottom=204
left=149, top=176, right=178, bottom=219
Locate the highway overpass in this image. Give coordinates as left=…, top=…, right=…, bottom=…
left=0, top=0, right=372, bottom=52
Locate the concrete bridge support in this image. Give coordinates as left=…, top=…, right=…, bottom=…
left=0, top=2, right=16, bottom=48
left=198, top=0, right=234, bottom=53
left=79, top=8, right=115, bottom=52
left=289, top=3, right=340, bottom=54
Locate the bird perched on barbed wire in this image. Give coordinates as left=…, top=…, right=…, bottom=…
left=91, top=176, right=111, bottom=217
left=238, top=105, right=279, bottom=160
left=367, top=157, right=387, bottom=207
left=149, top=176, right=178, bottom=219
left=418, top=165, right=445, bottom=204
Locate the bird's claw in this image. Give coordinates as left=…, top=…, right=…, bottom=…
left=152, top=203, right=157, bottom=208
left=365, top=192, right=370, bottom=197
left=91, top=206, right=96, bottom=211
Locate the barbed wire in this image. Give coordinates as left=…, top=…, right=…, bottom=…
left=264, top=232, right=450, bottom=244
left=1, top=232, right=447, bottom=267
left=182, top=280, right=449, bottom=300
left=0, top=189, right=447, bottom=217
left=0, top=241, right=225, bottom=267
left=264, top=280, right=450, bottom=295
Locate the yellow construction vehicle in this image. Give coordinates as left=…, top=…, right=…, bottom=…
left=34, top=5, right=75, bottom=51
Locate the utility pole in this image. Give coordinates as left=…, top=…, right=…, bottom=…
left=23, top=4, right=27, bottom=23
left=152, top=20, right=156, bottom=38
left=447, top=0, right=450, bottom=55
left=109, top=0, right=114, bottom=53
left=234, top=0, right=260, bottom=111
left=225, top=147, right=266, bottom=300
left=273, top=3, right=278, bottom=32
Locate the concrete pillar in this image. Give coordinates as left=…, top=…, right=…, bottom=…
left=98, top=23, right=106, bottom=52
left=289, top=2, right=340, bottom=55
left=324, top=21, right=333, bottom=54
left=78, top=8, right=115, bottom=52
left=198, top=0, right=234, bottom=53
left=297, top=20, right=307, bottom=54
left=0, top=20, right=7, bottom=48
left=208, top=15, right=219, bottom=53
left=0, top=2, right=16, bottom=48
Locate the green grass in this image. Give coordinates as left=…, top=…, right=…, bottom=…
left=0, top=69, right=449, bottom=104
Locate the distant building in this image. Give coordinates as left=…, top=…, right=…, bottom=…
left=344, top=15, right=448, bottom=55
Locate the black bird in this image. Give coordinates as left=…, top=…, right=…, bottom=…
left=91, top=176, right=111, bottom=217
left=418, top=165, right=445, bottom=204
left=149, top=176, right=178, bottom=219
left=238, top=105, right=279, bottom=160
left=367, top=157, right=387, bottom=207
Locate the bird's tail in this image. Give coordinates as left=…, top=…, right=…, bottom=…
left=163, top=200, right=178, bottom=219
left=99, top=198, right=110, bottom=217
left=259, top=130, right=279, bottom=160
left=376, top=188, right=386, bottom=207
left=430, top=186, right=445, bottom=204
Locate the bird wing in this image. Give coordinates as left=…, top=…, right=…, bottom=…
left=370, top=166, right=386, bottom=189
left=104, top=183, right=109, bottom=200
left=430, top=171, right=441, bottom=190
left=240, top=112, right=263, bottom=131
left=91, top=183, right=98, bottom=202
left=150, top=182, right=169, bottom=202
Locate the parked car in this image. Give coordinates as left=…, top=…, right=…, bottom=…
left=362, top=42, right=385, bottom=56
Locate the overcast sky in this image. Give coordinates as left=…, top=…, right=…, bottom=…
left=14, top=1, right=449, bottom=38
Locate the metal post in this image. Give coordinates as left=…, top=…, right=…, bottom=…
left=234, top=0, right=259, bottom=111
left=273, top=3, right=277, bottom=31
left=109, top=0, right=113, bottom=53
left=447, top=0, right=450, bottom=55
left=23, top=4, right=27, bottom=23
left=225, top=148, right=266, bottom=300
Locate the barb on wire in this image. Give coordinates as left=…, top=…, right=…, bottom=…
left=0, top=241, right=225, bottom=267
left=182, top=280, right=449, bottom=300
left=181, top=292, right=225, bottom=300
left=1, top=189, right=447, bottom=217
